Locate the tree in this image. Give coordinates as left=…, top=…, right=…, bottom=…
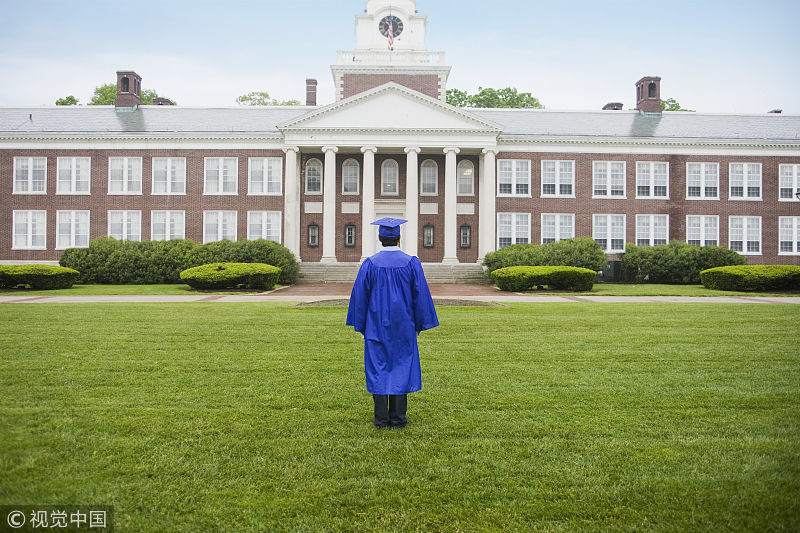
left=55, top=95, right=79, bottom=106
left=446, top=86, right=544, bottom=109
left=87, top=83, right=172, bottom=105
left=236, top=91, right=300, bottom=106
left=661, top=98, right=693, bottom=112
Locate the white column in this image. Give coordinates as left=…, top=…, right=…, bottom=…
left=442, top=147, right=460, bottom=263
left=479, top=148, right=498, bottom=262
left=321, top=146, right=338, bottom=263
left=404, top=147, right=421, bottom=257
left=360, top=146, right=377, bottom=260
left=282, top=146, right=300, bottom=260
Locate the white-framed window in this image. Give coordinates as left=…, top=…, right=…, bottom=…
left=593, top=214, right=626, bottom=253
left=345, top=224, right=356, bottom=247
left=152, top=157, right=186, bottom=195
left=12, top=210, right=47, bottom=249
left=636, top=214, right=669, bottom=246
left=541, top=160, right=574, bottom=197
left=497, top=159, right=530, bottom=196
left=13, top=157, right=47, bottom=194
left=592, top=161, right=626, bottom=198
left=204, top=210, right=237, bottom=243
left=729, top=216, right=761, bottom=254
left=497, top=212, right=530, bottom=248
left=729, top=163, right=762, bottom=200
left=204, top=157, right=238, bottom=195
left=108, top=210, right=141, bottom=242
left=248, top=157, right=282, bottom=196
left=420, top=160, right=438, bottom=195
left=56, top=210, right=90, bottom=249
left=779, top=164, right=800, bottom=201
left=57, top=157, right=91, bottom=195
left=457, top=160, right=474, bottom=196
left=341, top=159, right=360, bottom=195
left=686, top=163, right=719, bottom=200
left=247, top=211, right=281, bottom=243
left=381, top=159, right=399, bottom=195
left=151, top=210, right=185, bottom=241
left=541, top=213, right=574, bottom=244
left=779, top=216, right=800, bottom=255
left=636, top=161, right=669, bottom=199
left=686, top=215, right=719, bottom=247
left=305, top=158, right=322, bottom=194
left=108, top=157, right=142, bottom=195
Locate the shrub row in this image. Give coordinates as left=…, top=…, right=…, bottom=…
left=0, top=265, right=79, bottom=290
left=620, top=241, right=746, bottom=284
left=491, top=266, right=597, bottom=292
left=700, top=265, right=800, bottom=292
left=60, top=237, right=299, bottom=285
left=483, top=238, right=607, bottom=276
left=180, top=263, right=281, bottom=291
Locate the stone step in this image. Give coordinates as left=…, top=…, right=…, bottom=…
left=298, top=262, right=486, bottom=284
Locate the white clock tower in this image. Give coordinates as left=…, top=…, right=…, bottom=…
left=332, top=0, right=450, bottom=101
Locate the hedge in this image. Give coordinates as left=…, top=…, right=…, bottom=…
left=700, top=265, right=800, bottom=292
left=483, top=238, right=607, bottom=277
left=180, top=263, right=281, bottom=291
left=621, top=241, right=746, bottom=284
left=491, top=266, right=597, bottom=292
left=0, top=265, right=79, bottom=290
left=60, top=237, right=299, bottom=285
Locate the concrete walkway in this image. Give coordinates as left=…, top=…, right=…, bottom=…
left=1, top=283, right=799, bottom=304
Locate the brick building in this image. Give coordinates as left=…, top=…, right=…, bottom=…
left=2, top=0, right=799, bottom=277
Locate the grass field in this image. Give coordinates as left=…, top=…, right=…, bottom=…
left=1, top=303, right=799, bottom=531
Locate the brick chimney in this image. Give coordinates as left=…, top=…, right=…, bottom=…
left=306, top=79, right=318, bottom=106
left=635, top=76, right=661, bottom=114
left=602, top=102, right=623, bottom=111
left=153, top=97, right=175, bottom=106
left=115, top=71, right=142, bottom=108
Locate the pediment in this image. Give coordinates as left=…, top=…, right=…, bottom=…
left=277, top=83, right=502, bottom=134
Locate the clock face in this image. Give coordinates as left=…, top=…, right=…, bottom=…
left=378, top=15, right=404, bottom=38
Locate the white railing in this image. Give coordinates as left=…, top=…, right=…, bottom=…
left=337, top=50, right=446, bottom=66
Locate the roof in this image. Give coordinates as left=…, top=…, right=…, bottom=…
left=0, top=104, right=798, bottom=143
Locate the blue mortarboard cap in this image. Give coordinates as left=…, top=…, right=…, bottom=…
left=371, top=217, right=407, bottom=238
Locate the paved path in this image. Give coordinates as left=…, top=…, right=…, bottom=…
left=1, top=283, right=799, bottom=304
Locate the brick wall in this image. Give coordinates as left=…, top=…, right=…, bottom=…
left=341, top=73, right=441, bottom=100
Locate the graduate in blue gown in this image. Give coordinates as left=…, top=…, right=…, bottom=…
left=346, top=217, right=439, bottom=428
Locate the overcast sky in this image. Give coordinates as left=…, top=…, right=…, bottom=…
left=1, top=0, right=798, bottom=113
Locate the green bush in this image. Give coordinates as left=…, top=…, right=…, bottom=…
left=483, top=238, right=606, bottom=277
left=491, top=265, right=596, bottom=292
left=180, top=263, right=281, bottom=291
left=700, top=265, right=800, bottom=292
left=621, top=241, right=746, bottom=284
left=60, top=238, right=299, bottom=285
left=0, top=265, right=79, bottom=289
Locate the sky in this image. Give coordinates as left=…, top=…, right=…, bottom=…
left=1, top=0, right=798, bottom=114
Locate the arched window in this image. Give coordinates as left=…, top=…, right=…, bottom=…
left=457, top=160, right=474, bottom=195
left=121, top=77, right=129, bottom=93
left=342, top=159, right=360, bottom=194
left=305, top=158, right=322, bottom=194
left=381, top=159, right=399, bottom=195
left=420, top=160, right=438, bottom=195
left=648, top=82, right=657, bottom=98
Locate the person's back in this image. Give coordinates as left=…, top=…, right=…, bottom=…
left=346, top=218, right=438, bottom=428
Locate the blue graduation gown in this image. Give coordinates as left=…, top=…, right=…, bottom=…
left=346, top=247, right=439, bottom=394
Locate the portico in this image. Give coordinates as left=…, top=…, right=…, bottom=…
left=277, top=82, right=502, bottom=266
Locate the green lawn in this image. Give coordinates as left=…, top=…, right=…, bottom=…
left=0, top=284, right=265, bottom=296
left=1, top=303, right=798, bottom=531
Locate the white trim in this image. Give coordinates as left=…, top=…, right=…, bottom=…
left=728, top=162, right=762, bottom=201
left=457, top=159, right=475, bottom=196
left=497, top=159, right=531, bottom=198
left=203, top=210, right=238, bottom=243
left=540, top=213, right=575, bottom=244
left=247, top=157, right=283, bottom=196
left=685, top=162, right=720, bottom=201
left=305, top=158, right=323, bottom=195
left=247, top=210, right=282, bottom=243
left=341, top=158, right=360, bottom=195
left=635, top=214, right=669, bottom=247
left=420, top=159, right=439, bottom=196
left=56, top=156, right=91, bottom=195
left=12, top=156, right=47, bottom=195
left=728, top=215, right=762, bottom=256
left=686, top=215, right=719, bottom=247
left=497, top=212, right=531, bottom=248
left=778, top=216, right=800, bottom=255
left=381, top=158, right=400, bottom=196
left=593, top=214, right=626, bottom=254
left=107, top=156, right=142, bottom=195
left=591, top=160, right=627, bottom=199
left=778, top=164, right=800, bottom=202
left=635, top=161, right=669, bottom=200
left=203, top=157, right=239, bottom=196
